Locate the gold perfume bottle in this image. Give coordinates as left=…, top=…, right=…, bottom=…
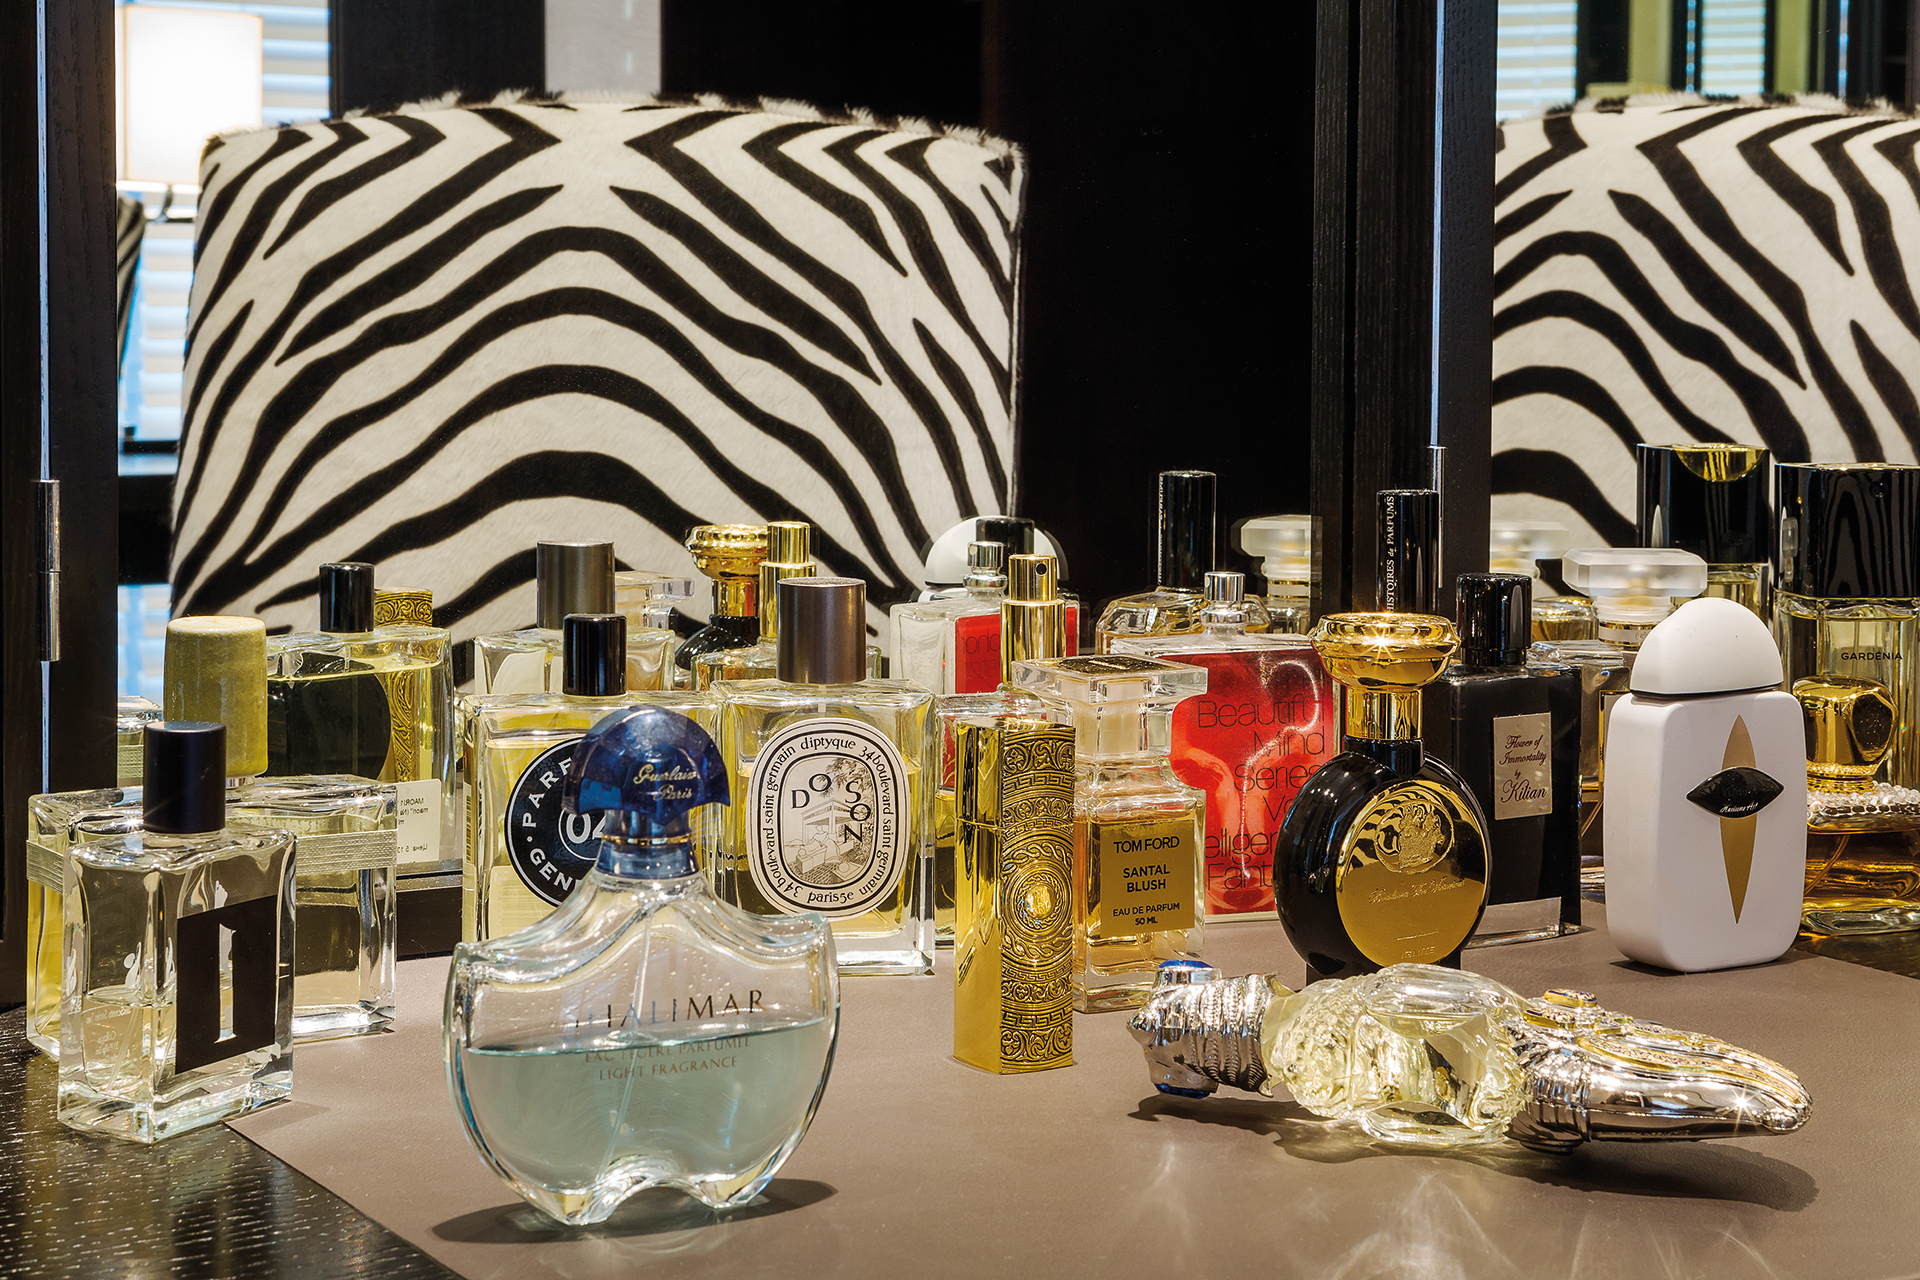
left=1639, top=443, right=1771, bottom=617
left=1797, top=675, right=1920, bottom=933
left=474, top=541, right=678, bottom=694
left=676, top=524, right=767, bottom=687
left=693, top=522, right=881, bottom=686
left=1097, top=471, right=1270, bottom=652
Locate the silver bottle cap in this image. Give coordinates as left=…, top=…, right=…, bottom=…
left=968, top=541, right=1005, bottom=572
left=777, top=577, right=865, bottom=685
left=536, top=541, right=616, bottom=628
left=1204, top=571, right=1243, bottom=605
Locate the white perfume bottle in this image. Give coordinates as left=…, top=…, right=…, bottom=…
left=1604, top=597, right=1807, bottom=971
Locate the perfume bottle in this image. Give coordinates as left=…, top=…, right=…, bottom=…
left=676, top=524, right=767, bottom=686
left=948, top=516, right=1085, bottom=626
left=1237, top=514, right=1314, bottom=635
left=712, top=578, right=934, bottom=974
left=692, top=522, right=880, bottom=686
left=370, top=586, right=462, bottom=883
left=1423, top=574, right=1580, bottom=945
left=1112, top=572, right=1339, bottom=919
left=1639, top=443, right=1771, bottom=617
left=117, top=695, right=161, bottom=786
left=1097, top=470, right=1271, bottom=652
left=373, top=586, right=434, bottom=628
left=1605, top=598, right=1806, bottom=971
left=893, top=539, right=1012, bottom=695
left=1489, top=518, right=1591, bottom=641
left=446, top=705, right=838, bottom=1225
left=474, top=541, right=678, bottom=695
left=1275, top=614, right=1490, bottom=978
left=1775, top=462, right=1920, bottom=789
left=60, top=722, right=294, bottom=1143
left=615, top=568, right=696, bottom=635
left=1795, top=675, right=1920, bottom=934
left=266, top=561, right=453, bottom=784
left=464, top=613, right=717, bottom=941
left=1129, top=960, right=1810, bottom=1150
left=1376, top=489, right=1439, bottom=613
left=1012, top=653, right=1209, bottom=1011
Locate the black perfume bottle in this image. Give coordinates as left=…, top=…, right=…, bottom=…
left=1422, top=573, right=1581, bottom=945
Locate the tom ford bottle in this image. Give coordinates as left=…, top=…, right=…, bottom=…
left=1276, top=614, right=1490, bottom=978
left=675, top=524, right=767, bottom=686
left=1797, top=675, right=1920, bottom=934
left=474, top=541, right=678, bottom=694
left=1639, top=443, right=1771, bottom=617
left=1097, top=471, right=1270, bottom=652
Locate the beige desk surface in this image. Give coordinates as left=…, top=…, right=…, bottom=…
left=228, top=906, right=1920, bottom=1280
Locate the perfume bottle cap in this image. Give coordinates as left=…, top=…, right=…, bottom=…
left=143, top=721, right=227, bottom=835
left=1776, top=462, right=1920, bottom=599
left=614, top=568, right=696, bottom=633
left=976, top=516, right=1035, bottom=556
left=318, top=562, right=375, bottom=633
left=1457, top=573, right=1532, bottom=667
left=562, top=613, right=627, bottom=697
left=777, top=577, right=865, bottom=685
left=1237, top=515, right=1314, bottom=590
left=372, top=587, right=433, bottom=628
left=685, top=524, right=769, bottom=579
left=1204, top=571, right=1244, bottom=605
left=164, top=615, right=268, bottom=777
left=537, top=541, right=616, bottom=628
left=564, top=705, right=727, bottom=844
left=1794, top=675, right=1896, bottom=791
left=1487, top=519, right=1571, bottom=570
left=1012, top=653, right=1208, bottom=706
left=1560, top=547, right=1707, bottom=624
left=1002, top=554, right=1068, bottom=679
left=1007, top=553, right=1062, bottom=604
left=1637, top=444, right=1770, bottom=565
left=760, top=522, right=816, bottom=636
left=1310, top=613, right=1458, bottom=692
left=1376, top=490, right=1439, bottom=613
left=1158, top=470, right=1217, bottom=592
left=1629, top=597, right=1783, bottom=696
left=967, top=541, right=1006, bottom=573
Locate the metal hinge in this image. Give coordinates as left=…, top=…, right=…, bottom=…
left=37, top=479, right=59, bottom=662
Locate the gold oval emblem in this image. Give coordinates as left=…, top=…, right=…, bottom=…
left=1375, top=798, right=1452, bottom=874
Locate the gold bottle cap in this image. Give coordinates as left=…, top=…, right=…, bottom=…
left=163, top=615, right=268, bottom=777
left=1311, top=613, right=1457, bottom=740
left=1002, top=553, right=1067, bottom=682
left=1796, top=675, right=1896, bottom=793
left=759, top=521, right=816, bottom=637
left=373, top=587, right=433, bottom=627
left=685, top=524, right=769, bottom=579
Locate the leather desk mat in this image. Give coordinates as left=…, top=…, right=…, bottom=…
left=227, top=905, right=1920, bottom=1279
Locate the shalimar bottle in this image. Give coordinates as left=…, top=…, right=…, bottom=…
left=1275, top=613, right=1490, bottom=979
left=1797, top=675, right=1920, bottom=934
left=60, top=722, right=295, bottom=1143
left=1012, top=652, right=1209, bottom=1012
left=446, top=705, right=838, bottom=1224
left=474, top=542, right=678, bottom=694
left=1097, top=470, right=1271, bottom=653
left=675, top=524, right=767, bottom=687
left=714, top=577, right=936, bottom=975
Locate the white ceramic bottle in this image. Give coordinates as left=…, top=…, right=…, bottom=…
left=1604, top=597, right=1806, bottom=971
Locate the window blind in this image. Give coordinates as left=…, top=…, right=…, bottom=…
left=1496, top=0, right=1580, bottom=121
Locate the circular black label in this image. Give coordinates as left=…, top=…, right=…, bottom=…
left=504, top=739, right=606, bottom=906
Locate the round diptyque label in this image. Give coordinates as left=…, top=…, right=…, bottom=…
left=505, top=738, right=604, bottom=906
left=748, top=717, right=908, bottom=919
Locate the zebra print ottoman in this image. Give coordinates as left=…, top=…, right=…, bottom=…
left=1493, top=94, right=1920, bottom=547
left=171, top=93, right=1023, bottom=645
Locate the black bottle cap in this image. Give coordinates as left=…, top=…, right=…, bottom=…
left=977, top=516, right=1036, bottom=556
left=562, top=613, right=627, bottom=697
left=1158, top=470, right=1217, bottom=591
left=318, top=562, right=375, bottom=633
left=1636, top=444, right=1770, bottom=564
left=1376, top=490, right=1438, bottom=613
left=1777, top=463, right=1920, bottom=598
left=144, top=721, right=227, bottom=835
left=777, top=577, right=866, bottom=685
left=1456, top=573, right=1532, bottom=667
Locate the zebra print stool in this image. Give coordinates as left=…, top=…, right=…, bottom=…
left=171, top=93, right=1024, bottom=648
left=1494, top=94, right=1920, bottom=546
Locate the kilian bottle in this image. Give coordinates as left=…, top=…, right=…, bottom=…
left=892, top=540, right=1010, bottom=694
left=1012, top=653, right=1209, bottom=1012
left=117, top=696, right=161, bottom=786
left=1113, top=572, right=1339, bottom=919
left=1097, top=470, right=1270, bottom=652
left=1237, top=514, right=1314, bottom=635
left=675, top=524, right=767, bottom=686
left=1275, top=614, right=1490, bottom=978
left=714, top=578, right=936, bottom=975
left=1605, top=598, right=1806, bottom=971
left=474, top=541, right=677, bottom=694
left=446, top=705, right=837, bottom=1224
left=1423, top=574, right=1580, bottom=944
left=60, top=722, right=294, bottom=1143
left=1639, top=443, right=1771, bottom=617
left=1796, top=675, right=1920, bottom=934
left=1489, top=518, right=1592, bottom=641
left=691, top=522, right=881, bottom=687
left=1775, top=462, right=1920, bottom=789
left=464, top=613, right=716, bottom=942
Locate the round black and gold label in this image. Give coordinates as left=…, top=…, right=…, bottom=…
left=1334, top=779, right=1487, bottom=966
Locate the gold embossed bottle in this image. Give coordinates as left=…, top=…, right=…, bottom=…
left=675, top=524, right=767, bottom=688
left=1797, top=675, right=1920, bottom=934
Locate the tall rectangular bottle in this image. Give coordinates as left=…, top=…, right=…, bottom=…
left=1097, top=471, right=1270, bottom=652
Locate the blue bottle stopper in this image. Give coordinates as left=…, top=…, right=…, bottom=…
left=563, top=706, right=727, bottom=877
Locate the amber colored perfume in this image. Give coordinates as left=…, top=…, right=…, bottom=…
left=1275, top=614, right=1489, bottom=978
left=1796, top=675, right=1920, bottom=934
left=1639, top=443, right=1771, bottom=617
left=1237, top=514, right=1314, bottom=635
left=1097, top=471, right=1270, bottom=652
left=373, top=586, right=435, bottom=628
left=676, top=524, right=767, bottom=686
left=1113, top=572, right=1338, bottom=919
left=1489, top=519, right=1591, bottom=642
left=474, top=541, right=677, bottom=694
left=1012, top=653, right=1209, bottom=1012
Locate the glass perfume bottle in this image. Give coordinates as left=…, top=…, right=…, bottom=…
left=464, top=613, right=717, bottom=942
left=446, top=705, right=838, bottom=1225
left=1375, top=489, right=1439, bottom=613
left=1237, top=514, right=1314, bottom=635
left=1275, top=613, right=1490, bottom=978
left=1775, top=462, right=1920, bottom=790
left=675, top=524, right=767, bottom=687
left=1639, top=442, right=1772, bottom=617
left=1113, top=571, right=1339, bottom=920
left=370, top=586, right=463, bottom=888
left=1489, top=518, right=1591, bottom=642
left=266, top=561, right=453, bottom=785
left=1423, top=574, right=1580, bottom=945
left=60, top=722, right=294, bottom=1143
left=1796, top=675, right=1920, bottom=934
left=1012, top=653, right=1209, bottom=1012
left=1098, top=470, right=1270, bottom=652
left=692, top=522, right=879, bottom=686
left=474, top=541, right=678, bottom=695
left=615, top=568, right=696, bottom=635
left=714, top=577, right=936, bottom=975
left=892, top=540, right=1009, bottom=695
left=117, top=695, right=161, bottom=786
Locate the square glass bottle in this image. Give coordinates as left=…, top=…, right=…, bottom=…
left=714, top=577, right=936, bottom=975
left=1638, top=443, right=1772, bottom=618
left=1012, top=653, right=1209, bottom=1012
left=674, top=524, right=766, bottom=689
left=892, top=540, right=1009, bottom=695
left=1097, top=471, right=1270, bottom=653
left=1796, top=675, right=1920, bottom=934
left=475, top=541, right=678, bottom=694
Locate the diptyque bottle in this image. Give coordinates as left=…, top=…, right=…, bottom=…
left=61, top=722, right=295, bottom=1143
left=676, top=524, right=767, bottom=687
left=474, top=541, right=678, bottom=694
left=1797, top=675, right=1920, bottom=934
left=714, top=577, right=936, bottom=974
left=1638, top=443, right=1771, bottom=617
left=446, top=706, right=838, bottom=1225
left=1097, top=470, right=1270, bottom=652
left=1275, top=614, right=1490, bottom=979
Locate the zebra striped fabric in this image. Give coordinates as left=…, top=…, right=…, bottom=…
left=172, top=93, right=1023, bottom=645
left=114, top=194, right=145, bottom=364
left=1494, top=95, right=1920, bottom=546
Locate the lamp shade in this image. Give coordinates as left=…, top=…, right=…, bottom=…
left=118, top=6, right=263, bottom=186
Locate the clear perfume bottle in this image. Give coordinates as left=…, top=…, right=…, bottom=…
left=892, top=540, right=1009, bottom=695
left=1237, top=514, right=1315, bottom=635
left=1423, top=574, right=1581, bottom=945
left=447, top=705, right=838, bottom=1225
left=1275, top=614, right=1490, bottom=978
left=1098, top=470, right=1271, bottom=653
left=464, top=613, right=717, bottom=942
left=1796, top=675, right=1920, bottom=934
left=1113, top=571, right=1339, bottom=920
left=1489, top=518, right=1592, bottom=642
left=714, top=577, right=936, bottom=975
left=615, top=568, right=696, bottom=635
left=675, top=524, right=766, bottom=687
left=474, top=541, right=678, bottom=695
left=1639, top=443, right=1772, bottom=617
left=117, top=695, right=161, bottom=786
left=1012, top=653, right=1209, bottom=1012
left=60, top=722, right=295, bottom=1143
